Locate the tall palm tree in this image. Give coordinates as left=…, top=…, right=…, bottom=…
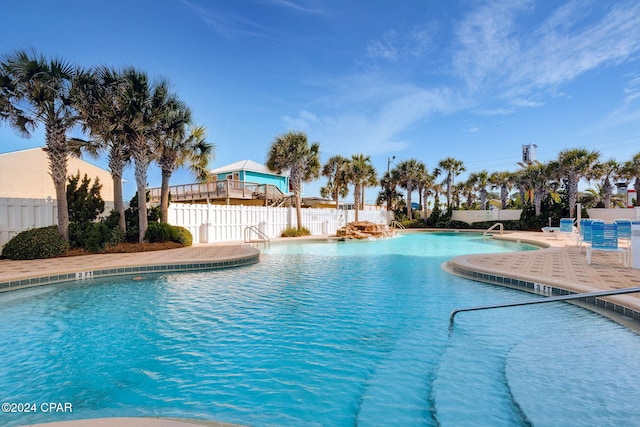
left=554, top=148, right=600, bottom=218
left=0, top=48, right=79, bottom=241
left=438, top=157, right=465, bottom=209
left=489, top=170, right=514, bottom=209
left=345, top=154, right=377, bottom=223
left=520, top=162, right=556, bottom=216
left=468, top=170, right=490, bottom=209
left=155, top=98, right=213, bottom=223
left=267, top=131, right=320, bottom=230
left=418, top=170, right=434, bottom=218
left=320, top=155, right=349, bottom=209
left=72, top=65, right=131, bottom=233
left=391, top=159, right=425, bottom=220
left=592, top=158, right=619, bottom=209
left=621, top=153, right=640, bottom=206
left=119, top=68, right=173, bottom=242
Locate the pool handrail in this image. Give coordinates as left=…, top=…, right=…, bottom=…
left=449, top=286, right=640, bottom=328
left=244, top=225, right=270, bottom=248
left=483, top=222, right=503, bottom=240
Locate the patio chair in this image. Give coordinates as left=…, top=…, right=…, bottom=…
left=586, top=222, right=630, bottom=267
left=577, top=219, right=593, bottom=253
left=542, top=218, right=576, bottom=240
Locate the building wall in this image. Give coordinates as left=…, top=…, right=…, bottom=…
left=244, top=171, right=289, bottom=193
left=0, top=148, right=115, bottom=201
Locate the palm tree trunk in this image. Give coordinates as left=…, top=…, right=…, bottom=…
left=132, top=143, right=149, bottom=243
left=354, top=184, right=361, bottom=223
left=295, top=192, right=303, bottom=230
left=45, top=123, right=70, bottom=241
left=568, top=174, right=579, bottom=218
left=112, top=174, right=126, bottom=232
left=406, top=184, right=413, bottom=220
left=160, top=170, right=171, bottom=223
left=109, top=154, right=126, bottom=233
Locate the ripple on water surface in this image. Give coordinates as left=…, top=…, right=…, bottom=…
left=0, top=234, right=639, bottom=427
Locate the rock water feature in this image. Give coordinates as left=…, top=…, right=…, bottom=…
left=336, top=221, right=398, bottom=239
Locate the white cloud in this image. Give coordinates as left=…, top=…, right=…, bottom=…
left=366, top=24, right=436, bottom=62
left=452, top=0, right=640, bottom=101
left=281, top=76, right=462, bottom=156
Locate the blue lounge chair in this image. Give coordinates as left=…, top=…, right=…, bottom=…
left=586, top=222, right=630, bottom=267
left=542, top=218, right=576, bottom=240
left=577, top=219, right=594, bottom=253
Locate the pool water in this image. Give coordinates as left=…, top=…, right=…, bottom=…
left=1, top=233, right=640, bottom=426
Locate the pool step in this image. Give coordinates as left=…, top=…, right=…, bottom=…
left=355, top=327, right=437, bottom=426
left=431, top=335, right=527, bottom=426
left=505, top=325, right=640, bottom=427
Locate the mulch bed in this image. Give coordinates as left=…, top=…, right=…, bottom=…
left=64, top=242, right=184, bottom=257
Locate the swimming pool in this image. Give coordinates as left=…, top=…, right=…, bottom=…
left=1, top=233, right=639, bottom=426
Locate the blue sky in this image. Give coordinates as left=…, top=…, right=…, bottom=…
left=2, top=0, right=640, bottom=202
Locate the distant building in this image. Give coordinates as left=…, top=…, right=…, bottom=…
left=0, top=147, right=115, bottom=201
left=522, top=144, right=537, bottom=164
left=148, top=159, right=290, bottom=206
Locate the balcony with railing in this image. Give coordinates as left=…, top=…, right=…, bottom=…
left=148, top=179, right=287, bottom=206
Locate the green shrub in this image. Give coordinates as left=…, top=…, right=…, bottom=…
left=1, top=226, right=69, bottom=260
left=174, top=226, right=193, bottom=246
left=69, top=222, right=113, bottom=252
left=280, top=226, right=311, bottom=237
left=144, top=222, right=178, bottom=243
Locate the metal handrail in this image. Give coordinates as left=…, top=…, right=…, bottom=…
left=244, top=225, right=270, bottom=248
left=449, top=286, right=640, bottom=328
left=390, top=220, right=406, bottom=229
left=483, top=222, right=503, bottom=239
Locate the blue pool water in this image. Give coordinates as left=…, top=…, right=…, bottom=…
left=1, top=233, right=640, bottom=426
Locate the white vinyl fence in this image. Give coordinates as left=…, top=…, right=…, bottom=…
left=168, top=203, right=392, bottom=244
left=0, top=198, right=57, bottom=249
left=451, top=209, right=523, bottom=224
left=0, top=198, right=392, bottom=248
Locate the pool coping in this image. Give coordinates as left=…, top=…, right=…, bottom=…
left=444, top=232, right=640, bottom=331
left=0, top=244, right=260, bottom=293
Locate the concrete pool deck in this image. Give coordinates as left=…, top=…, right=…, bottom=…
left=3, top=231, right=640, bottom=427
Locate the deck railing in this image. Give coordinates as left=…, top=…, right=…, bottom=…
left=148, top=180, right=285, bottom=204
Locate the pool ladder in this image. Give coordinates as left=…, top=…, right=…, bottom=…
left=483, top=223, right=503, bottom=239
left=449, top=286, right=640, bottom=328
left=244, top=226, right=270, bottom=248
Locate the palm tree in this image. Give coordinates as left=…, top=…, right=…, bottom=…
left=377, top=172, right=403, bottom=211
left=621, top=153, right=640, bottom=206
left=554, top=148, right=600, bottom=218
left=468, top=170, right=490, bottom=209
left=391, top=159, right=425, bottom=220
left=72, top=65, right=131, bottom=233
left=592, top=158, right=619, bottom=209
left=320, top=155, right=349, bottom=209
left=418, top=170, right=434, bottom=218
left=580, top=184, right=627, bottom=208
left=520, top=162, right=556, bottom=216
left=267, top=131, right=320, bottom=230
left=119, top=68, right=174, bottom=242
left=345, top=154, right=377, bottom=223
left=0, top=48, right=79, bottom=241
left=438, top=157, right=465, bottom=209
left=155, top=99, right=213, bottom=223
left=489, top=171, right=514, bottom=210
